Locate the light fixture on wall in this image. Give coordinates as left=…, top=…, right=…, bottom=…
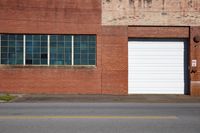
left=193, top=35, right=200, bottom=43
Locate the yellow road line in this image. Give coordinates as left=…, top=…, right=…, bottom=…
left=0, top=116, right=178, bottom=120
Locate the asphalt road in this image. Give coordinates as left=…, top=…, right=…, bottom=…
left=0, top=103, right=200, bottom=133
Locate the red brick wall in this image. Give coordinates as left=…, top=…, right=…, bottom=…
left=0, top=67, right=102, bottom=94
left=101, top=26, right=128, bottom=95
left=0, top=0, right=103, bottom=94
left=190, top=27, right=200, bottom=96
left=0, top=0, right=101, bottom=34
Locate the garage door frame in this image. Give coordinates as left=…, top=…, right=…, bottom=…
left=128, top=38, right=190, bottom=95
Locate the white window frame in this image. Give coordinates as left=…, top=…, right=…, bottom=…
left=0, top=34, right=1, bottom=65
left=71, top=35, right=74, bottom=66
left=47, top=35, right=50, bottom=66
left=23, top=35, right=26, bottom=66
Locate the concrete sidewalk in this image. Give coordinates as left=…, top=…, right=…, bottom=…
left=11, top=94, right=200, bottom=103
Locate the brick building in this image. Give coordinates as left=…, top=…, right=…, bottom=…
left=0, top=0, right=200, bottom=96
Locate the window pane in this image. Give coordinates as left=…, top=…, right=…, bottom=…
left=16, top=59, right=23, bottom=64
left=9, top=47, right=15, bottom=53
left=89, top=36, right=96, bottom=42
left=16, top=47, right=23, bottom=52
left=26, top=54, right=32, bottom=59
left=9, top=41, right=15, bottom=47
left=41, top=59, right=47, bottom=64
left=1, top=35, right=8, bottom=40
left=9, top=35, right=15, bottom=40
left=41, top=35, right=47, bottom=41
left=65, top=36, right=72, bottom=42
left=89, top=54, right=95, bottom=60
left=33, top=35, right=40, bottom=41
left=41, top=42, right=47, bottom=47
left=1, top=59, right=8, bottom=64
left=26, top=59, right=32, bottom=64
left=65, top=42, right=71, bottom=47
left=1, top=53, right=8, bottom=58
left=89, top=60, right=96, bottom=65
left=50, top=35, right=57, bottom=42
left=57, top=35, right=64, bottom=42
left=1, top=41, right=8, bottom=47
left=74, top=59, right=80, bottom=65
left=33, top=59, right=40, bottom=64
left=74, top=35, right=80, bottom=42
left=58, top=42, right=64, bottom=47
left=41, top=48, right=47, bottom=53
left=74, top=42, right=80, bottom=48
left=16, top=35, right=23, bottom=40
left=16, top=41, right=23, bottom=47
left=1, top=47, right=8, bottom=52
left=26, top=35, right=32, bottom=41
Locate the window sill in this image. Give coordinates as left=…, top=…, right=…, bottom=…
left=0, top=65, right=96, bottom=69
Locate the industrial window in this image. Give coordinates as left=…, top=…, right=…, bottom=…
left=0, top=34, right=96, bottom=66
left=25, top=35, right=48, bottom=65
left=0, top=34, right=23, bottom=65
left=50, top=35, right=72, bottom=65
left=74, top=35, right=96, bottom=65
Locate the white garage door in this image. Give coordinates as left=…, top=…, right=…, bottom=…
left=128, top=39, right=186, bottom=94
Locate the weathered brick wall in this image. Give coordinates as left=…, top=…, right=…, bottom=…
left=0, top=0, right=101, bottom=34
left=102, top=0, right=200, bottom=26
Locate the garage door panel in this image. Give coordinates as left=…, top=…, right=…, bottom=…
left=130, top=64, right=183, bottom=67
left=130, top=59, right=184, bottom=64
left=129, top=55, right=184, bottom=59
left=129, top=73, right=184, bottom=78
left=130, top=51, right=184, bottom=56
left=131, top=83, right=184, bottom=88
left=131, top=89, right=184, bottom=94
left=128, top=40, right=186, bottom=94
left=129, top=41, right=184, bottom=49
left=129, top=76, right=184, bottom=81
left=129, top=67, right=184, bottom=72
left=129, top=80, right=184, bottom=83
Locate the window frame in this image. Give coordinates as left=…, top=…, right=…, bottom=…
left=0, top=34, right=96, bottom=67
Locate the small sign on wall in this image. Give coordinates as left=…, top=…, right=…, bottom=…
left=192, top=60, right=197, bottom=67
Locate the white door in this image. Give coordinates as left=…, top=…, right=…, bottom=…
left=128, top=39, right=186, bottom=94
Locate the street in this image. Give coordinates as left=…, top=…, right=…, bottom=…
left=0, top=103, right=200, bottom=133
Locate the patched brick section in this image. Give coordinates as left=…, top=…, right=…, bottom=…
left=102, top=70, right=128, bottom=95
left=190, top=26, right=200, bottom=96
left=102, top=46, right=128, bottom=70
left=102, top=0, right=200, bottom=26
left=128, top=27, right=190, bottom=38
left=101, top=26, right=128, bottom=70
left=191, top=82, right=200, bottom=96
left=101, top=26, right=128, bottom=95
left=0, top=0, right=101, bottom=34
